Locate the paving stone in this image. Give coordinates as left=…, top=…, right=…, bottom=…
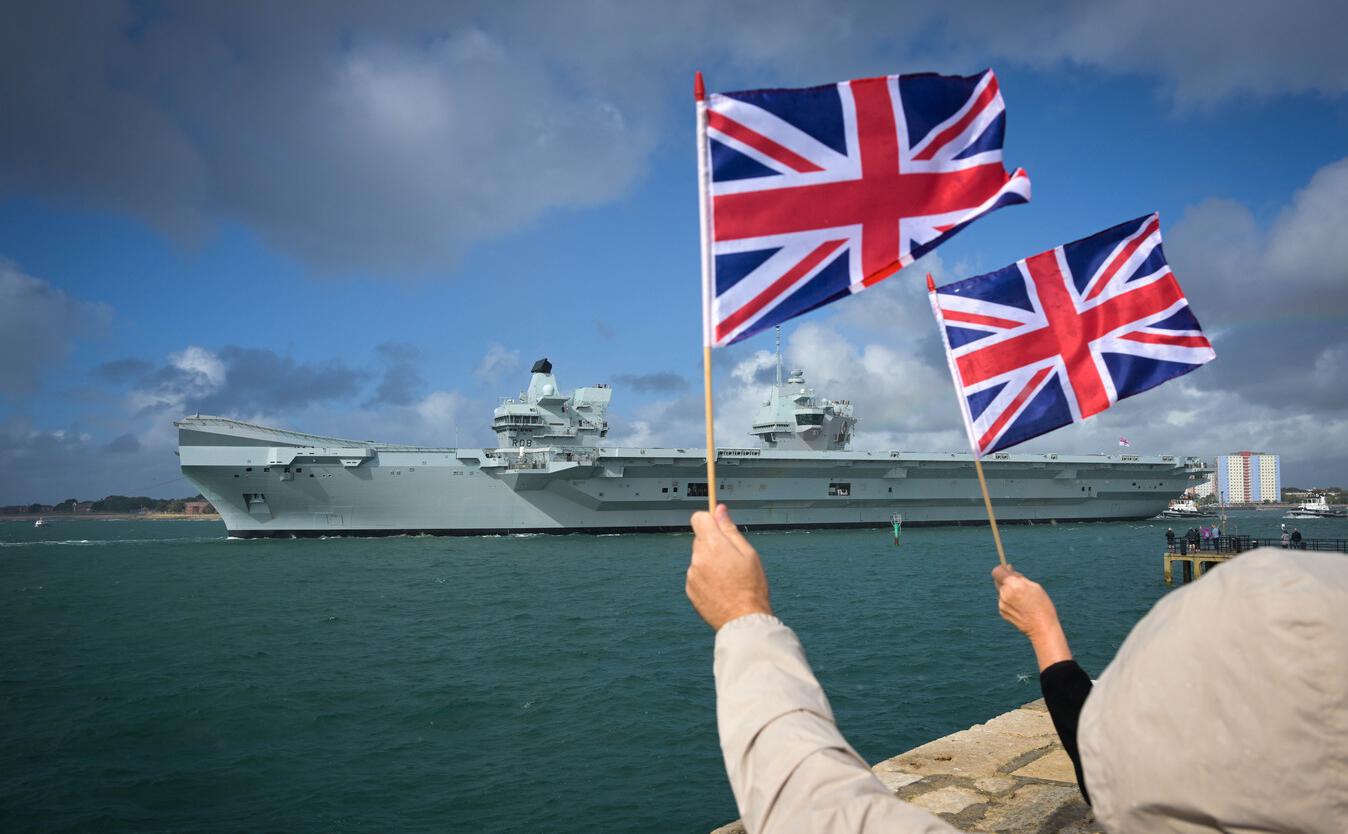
left=973, top=775, right=1019, bottom=795
left=871, top=760, right=924, bottom=791
left=1052, top=818, right=1104, bottom=834
left=910, top=785, right=986, bottom=815
left=888, top=726, right=1055, bottom=777
left=1011, top=747, right=1078, bottom=783
left=975, top=707, right=1057, bottom=739
left=971, top=783, right=1083, bottom=833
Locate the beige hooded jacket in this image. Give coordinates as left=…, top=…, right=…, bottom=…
left=713, top=548, right=1347, bottom=833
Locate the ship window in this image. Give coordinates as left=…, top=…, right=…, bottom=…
left=296, top=468, right=302, bottom=472
left=888, top=487, right=893, bottom=493
left=796, top=413, right=825, bottom=426
left=245, top=467, right=252, bottom=472
left=828, top=482, right=851, bottom=496
left=688, top=482, right=709, bottom=497
left=662, top=487, right=668, bottom=493
left=264, top=467, right=270, bottom=473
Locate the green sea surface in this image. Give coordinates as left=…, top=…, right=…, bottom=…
left=3, top=510, right=1341, bottom=832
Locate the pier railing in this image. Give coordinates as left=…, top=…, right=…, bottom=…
left=1166, top=535, right=1348, bottom=555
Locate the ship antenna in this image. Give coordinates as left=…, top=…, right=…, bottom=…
left=774, top=325, right=782, bottom=386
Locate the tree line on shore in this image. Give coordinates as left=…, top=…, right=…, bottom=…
left=1, top=495, right=211, bottom=515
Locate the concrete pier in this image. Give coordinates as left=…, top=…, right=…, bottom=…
left=710, top=698, right=1097, bottom=834
left=1163, top=549, right=1231, bottom=584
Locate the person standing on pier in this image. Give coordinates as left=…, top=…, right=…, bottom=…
left=687, top=504, right=1348, bottom=833
left=1165, top=527, right=1175, bottom=552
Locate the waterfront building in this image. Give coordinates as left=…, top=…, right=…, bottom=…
left=1188, top=473, right=1217, bottom=499
left=1217, top=451, right=1281, bottom=503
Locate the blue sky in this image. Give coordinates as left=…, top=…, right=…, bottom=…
left=3, top=1, right=1348, bottom=503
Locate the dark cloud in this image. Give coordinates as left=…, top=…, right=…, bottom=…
left=0, top=263, right=112, bottom=397
left=366, top=341, right=425, bottom=407
left=4, top=3, right=1345, bottom=274
left=939, top=0, right=1348, bottom=105
left=1166, top=157, right=1348, bottom=414
left=0, top=419, right=179, bottom=505
left=613, top=371, right=689, bottom=394
left=201, top=348, right=369, bottom=413
left=128, top=346, right=369, bottom=416
left=93, top=357, right=153, bottom=384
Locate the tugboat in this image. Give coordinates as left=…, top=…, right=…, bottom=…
left=1285, top=494, right=1346, bottom=519
left=1159, top=498, right=1214, bottom=519
left=33, top=517, right=48, bottom=528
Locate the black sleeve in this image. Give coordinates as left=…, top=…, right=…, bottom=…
left=1039, top=659, right=1093, bottom=805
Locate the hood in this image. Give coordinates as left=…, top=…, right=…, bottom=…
left=1079, top=548, right=1348, bottom=833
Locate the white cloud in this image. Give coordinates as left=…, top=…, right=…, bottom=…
left=474, top=344, right=521, bottom=385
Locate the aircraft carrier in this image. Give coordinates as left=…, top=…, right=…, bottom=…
left=177, top=357, right=1208, bottom=537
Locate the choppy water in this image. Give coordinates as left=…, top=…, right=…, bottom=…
left=3, top=510, right=1343, bottom=832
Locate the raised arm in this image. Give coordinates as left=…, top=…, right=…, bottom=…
left=689, top=506, right=959, bottom=834
left=991, top=564, right=1092, bottom=803
left=990, top=564, right=1072, bottom=671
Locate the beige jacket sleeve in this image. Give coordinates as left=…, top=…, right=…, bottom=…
left=714, top=614, right=960, bottom=834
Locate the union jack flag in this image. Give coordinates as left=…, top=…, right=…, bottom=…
left=929, top=213, right=1215, bottom=456
left=703, top=70, right=1030, bottom=347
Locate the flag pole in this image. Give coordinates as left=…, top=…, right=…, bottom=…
left=972, top=456, right=1008, bottom=566
left=695, top=71, right=718, bottom=512
left=927, top=273, right=1007, bottom=566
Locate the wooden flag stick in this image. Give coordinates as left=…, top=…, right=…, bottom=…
left=703, top=345, right=717, bottom=511
left=927, top=272, right=1007, bottom=566
left=973, top=456, right=1008, bottom=566
left=695, top=71, right=718, bottom=511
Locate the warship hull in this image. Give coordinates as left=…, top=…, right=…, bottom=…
left=177, top=416, right=1203, bottom=538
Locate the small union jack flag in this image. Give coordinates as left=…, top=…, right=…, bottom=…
left=929, top=214, right=1215, bottom=456
left=703, top=70, right=1030, bottom=347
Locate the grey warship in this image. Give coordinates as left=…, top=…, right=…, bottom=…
left=177, top=357, right=1207, bottom=537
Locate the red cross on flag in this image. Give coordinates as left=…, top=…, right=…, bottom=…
left=697, top=70, right=1031, bottom=347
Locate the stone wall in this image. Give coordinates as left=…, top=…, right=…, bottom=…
left=711, top=699, right=1098, bottom=834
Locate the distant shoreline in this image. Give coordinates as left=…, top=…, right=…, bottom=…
left=0, top=513, right=222, bottom=521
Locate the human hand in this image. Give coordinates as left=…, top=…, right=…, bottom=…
left=991, top=564, right=1072, bottom=670
left=686, top=504, right=772, bottom=630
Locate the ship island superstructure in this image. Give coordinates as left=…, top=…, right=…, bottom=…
left=177, top=357, right=1209, bottom=537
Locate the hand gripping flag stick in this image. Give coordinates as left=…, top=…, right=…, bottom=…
left=695, top=71, right=718, bottom=511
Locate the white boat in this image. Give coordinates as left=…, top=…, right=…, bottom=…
left=34, top=517, right=48, bottom=528
left=1159, top=498, right=1214, bottom=519
left=1284, top=494, right=1346, bottom=519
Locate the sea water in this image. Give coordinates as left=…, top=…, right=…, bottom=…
left=2, top=511, right=1342, bottom=832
